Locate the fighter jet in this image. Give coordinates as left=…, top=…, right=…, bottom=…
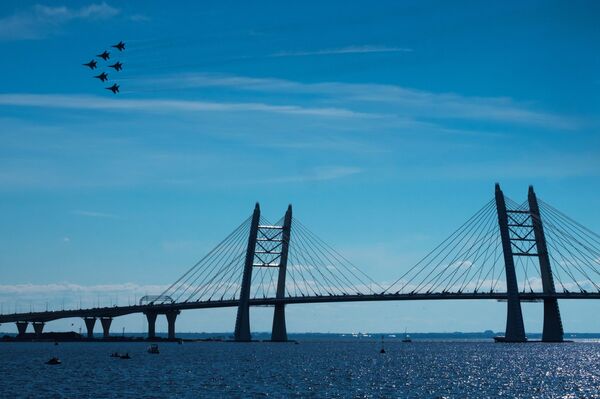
left=94, top=72, right=109, bottom=82
left=105, top=83, right=119, bottom=94
left=112, top=41, right=125, bottom=51
left=108, top=62, right=123, bottom=71
left=83, top=60, right=97, bottom=69
left=97, top=51, right=110, bottom=61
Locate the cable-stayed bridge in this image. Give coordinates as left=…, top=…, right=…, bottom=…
left=2, top=184, right=599, bottom=343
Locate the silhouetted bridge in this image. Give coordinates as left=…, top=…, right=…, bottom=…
left=2, top=184, right=599, bottom=343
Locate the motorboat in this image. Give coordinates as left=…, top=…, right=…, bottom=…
left=120, top=353, right=131, bottom=359
left=46, top=357, right=61, bottom=365
left=147, top=344, right=159, bottom=354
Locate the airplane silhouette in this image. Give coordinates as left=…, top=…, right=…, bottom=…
left=94, top=72, right=109, bottom=82
left=106, top=83, right=119, bottom=94
left=109, top=62, right=123, bottom=71
left=112, top=41, right=125, bottom=51
left=83, top=60, right=97, bottom=69
left=97, top=51, right=110, bottom=61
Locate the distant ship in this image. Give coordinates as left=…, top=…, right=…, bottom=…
left=401, top=329, right=412, bottom=343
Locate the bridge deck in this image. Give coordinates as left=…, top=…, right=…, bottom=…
left=1, top=292, right=598, bottom=323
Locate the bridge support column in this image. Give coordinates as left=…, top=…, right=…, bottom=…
left=271, top=205, right=292, bottom=342
left=495, top=184, right=527, bottom=342
left=100, top=317, right=112, bottom=339
left=16, top=321, right=28, bottom=337
left=145, top=312, right=158, bottom=339
left=234, top=203, right=261, bottom=342
left=32, top=322, right=45, bottom=338
left=528, top=186, right=564, bottom=342
left=84, top=317, right=96, bottom=339
left=166, top=310, right=180, bottom=340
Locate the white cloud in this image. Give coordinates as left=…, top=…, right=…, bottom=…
left=0, top=282, right=169, bottom=311
left=138, top=73, right=580, bottom=130
left=0, top=93, right=375, bottom=119
left=0, top=282, right=164, bottom=296
left=71, top=210, right=118, bottom=219
left=0, top=3, right=120, bottom=40
left=130, top=13, right=150, bottom=22
left=251, top=166, right=363, bottom=184
left=270, top=45, right=413, bottom=57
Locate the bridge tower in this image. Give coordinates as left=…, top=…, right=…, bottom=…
left=528, top=186, right=564, bottom=342
left=271, top=205, right=292, bottom=342
left=495, top=184, right=527, bottom=342
left=234, top=203, right=261, bottom=341
left=234, top=203, right=293, bottom=342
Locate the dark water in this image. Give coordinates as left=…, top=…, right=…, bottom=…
left=1, top=341, right=599, bottom=398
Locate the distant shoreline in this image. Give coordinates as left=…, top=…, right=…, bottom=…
left=2, top=331, right=600, bottom=340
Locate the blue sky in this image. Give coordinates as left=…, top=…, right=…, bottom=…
left=0, top=1, right=599, bottom=334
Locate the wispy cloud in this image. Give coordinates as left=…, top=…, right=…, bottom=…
left=129, top=13, right=150, bottom=22
left=0, top=282, right=166, bottom=296
left=0, top=282, right=169, bottom=310
left=139, top=73, right=580, bottom=130
left=0, top=93, right=375, bottom=119
left=270, top=45, right=413, bottom=57
left=0, top=3, right=120, bottom=40
left=251, top=166, right=363, bottom=184
left=71, top=210, right=118, bottom=219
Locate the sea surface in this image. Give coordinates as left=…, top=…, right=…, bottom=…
left=0, top=340, right=599, bottom=398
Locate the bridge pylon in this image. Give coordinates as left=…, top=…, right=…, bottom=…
left=271, top=205, right=292, bottom=342
left=528, top=186, right=564, bottom=342
left=234, top=203, right=261, bottom=341
left=495, top=184, right=527, bottom=342
left=234, top=203, right=294, bottom=342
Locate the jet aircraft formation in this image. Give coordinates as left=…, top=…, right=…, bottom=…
left=82, top=41, right=125, bottom=94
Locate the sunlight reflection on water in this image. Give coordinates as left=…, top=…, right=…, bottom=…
left=0, top=341, right=598, bottom=398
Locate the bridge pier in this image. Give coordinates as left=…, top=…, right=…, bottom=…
left=16, top=321, right=28, bottom=337
left=100, top=317, right=112, bottom=339
left=145, top=312, right=158, bottom=339
left=84, top=317, right=96, bottom=339
left=166, top=310, right=180, bottom=340
left=32, top=322, right=45, bottom=338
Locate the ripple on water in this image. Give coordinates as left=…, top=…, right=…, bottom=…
left=0, top=341, right=599, bottom=398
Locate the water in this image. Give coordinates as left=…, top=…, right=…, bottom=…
left=1, top=341, right=599, bottom=398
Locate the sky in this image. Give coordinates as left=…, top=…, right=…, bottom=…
left=0, top=0, right=599, bottom=335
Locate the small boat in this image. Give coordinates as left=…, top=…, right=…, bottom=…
left=401, top=329, right=412, bottom=343
left=120, top=353, right=131, bottom=359
left=53, top=342, right=59, bottom=346
left=379, top=335, right=386, bottom=353
left=46, top=357, right=61, bottom=365
left=147, top=344, right=159, bottom=354
left=110, top=352, right=121, bottom=358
